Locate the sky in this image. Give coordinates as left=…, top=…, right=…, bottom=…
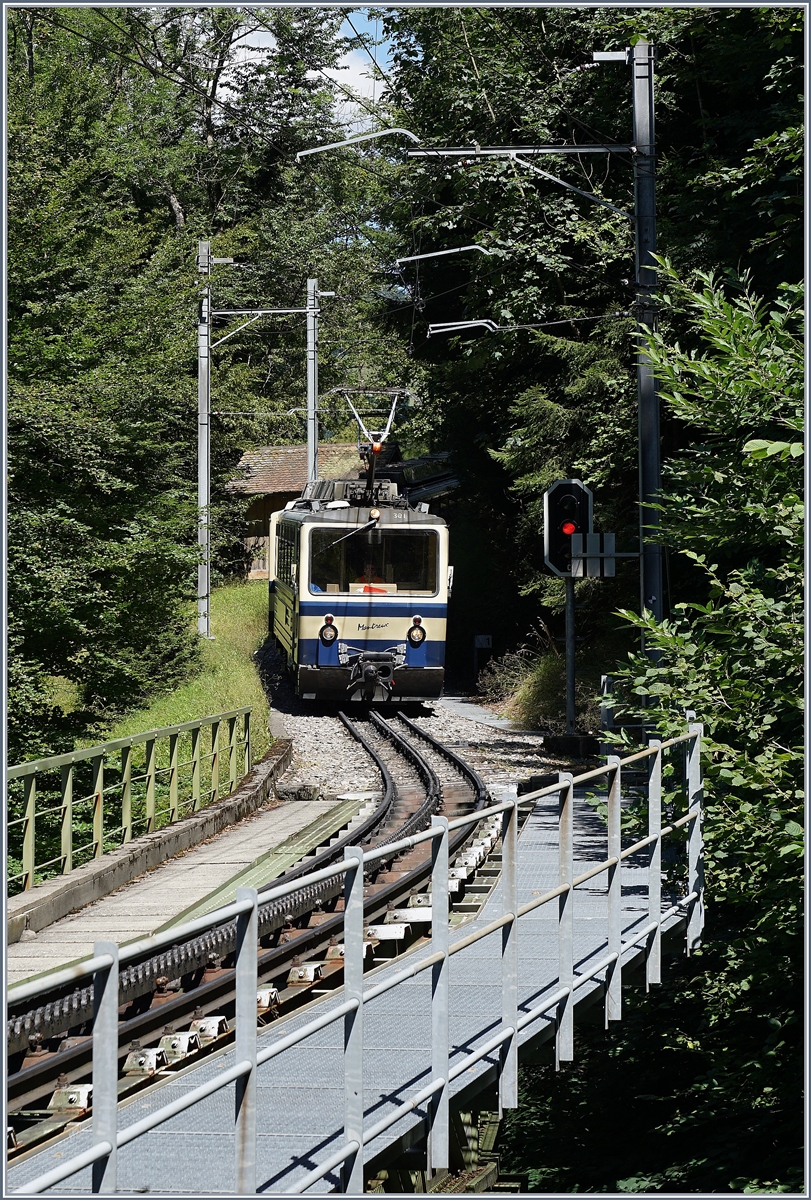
left=235, top=8, right=394, bottom=132
left=323, top=8, right=396, bottom=131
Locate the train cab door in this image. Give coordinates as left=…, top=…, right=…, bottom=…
left=290, top=562, right=299, bottom=667
left=268, top=511, right=280, bottom=634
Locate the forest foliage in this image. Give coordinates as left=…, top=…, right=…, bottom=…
left=6, top=6, right=421, bottom=757
left=5, top=6, right=804, bottom=1192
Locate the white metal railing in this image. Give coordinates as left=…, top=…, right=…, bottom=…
left=9, top=722, right=703, bottom=1195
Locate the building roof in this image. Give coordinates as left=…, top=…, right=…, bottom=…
left=228, top=443, right=366, bottom=496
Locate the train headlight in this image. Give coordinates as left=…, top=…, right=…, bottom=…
left=407, top=616, right=426, bottom=647
left=320, top=616, right=338, bottom=645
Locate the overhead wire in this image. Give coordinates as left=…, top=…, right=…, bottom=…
left=48, top=9, right=292, bottom=158
left=34, top=7, right=468, bottom=314
left=41, top=7, right=397, bottom=168
left=250, top=9, right=390, bottom=130
left=37, top=9, right=627, bottom=360
left=40, top=9, right=504, bottom=259
left=342, top=12, right=392, bottom=89
left=407, top=201, right=424, bottom=356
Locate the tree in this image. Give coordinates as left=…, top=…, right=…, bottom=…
left=500, top=267, right=803, bottom=1195
left=365, top=6, right=803, bottom=696
left=5, top=6, right=393, bottom=756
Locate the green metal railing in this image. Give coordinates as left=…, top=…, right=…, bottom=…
left=7, top=708, right=251, bottom=896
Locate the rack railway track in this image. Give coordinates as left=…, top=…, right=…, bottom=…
left=7, top=711, right=526, bottom=1160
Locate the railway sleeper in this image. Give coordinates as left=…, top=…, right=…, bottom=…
left=158, top=1031, right=202, bottom=1063
left=9, top=900, right=483, bottom=1152
left=9, top=1020, right=234, bottom=1160
left=7, top=883, right=335, bottom=1059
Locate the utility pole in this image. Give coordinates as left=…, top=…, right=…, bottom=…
left=632, top=39, right=663, bottom=626
left=196, top=244, right=316, bottom=636
left=197, top=241, right=212, bottom=639
left=306, top=279, right=319, bottom=484
left=564, top=577, right=576, bottom=735
left=305, top=279, right=335, bottom=485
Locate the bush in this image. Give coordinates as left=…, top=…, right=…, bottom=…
left=477, top=641, right=603, bottom=733
left=476, top=645, right=541, bottom=706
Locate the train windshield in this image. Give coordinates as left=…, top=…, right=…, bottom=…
left=309, top=528, right=439, bottom=595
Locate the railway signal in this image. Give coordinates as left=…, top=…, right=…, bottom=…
left=544, top=482, right=632, bottom=739
left=543, top=479, right=594, bottom=736
left=543, top=479, right=593, bottom=577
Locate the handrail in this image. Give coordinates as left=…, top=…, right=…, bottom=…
left=9, top=723, right=703, bottom=1196
left=6, top=708, right=252, bottom=894
left=9, top=859, right=361, bottom=1008
left=7, top=708, right=252, bottom=778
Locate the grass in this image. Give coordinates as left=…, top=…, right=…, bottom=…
left=98, top=581, right=273, bottom=761
left=8, top=583, right=275, bottom=895
left=477, top=647, right=603, bottom=733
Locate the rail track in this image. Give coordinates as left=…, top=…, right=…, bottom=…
left=7, top=711, right=529, bottom=1160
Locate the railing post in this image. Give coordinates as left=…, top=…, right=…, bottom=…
left=599, top=674, right=614, bottom=758
left=429, top=815, right=449, bottom=1170
left=22, top=775, right=36, bottom=890
left=686, top=722, right=704, bottom=951
left=211, top=720, right=220, bottom=803
left=235, top=887, right=258, bottom=1194
left=60, top=765, right=73, bottom=875
left=229, top=715, right=238, bottom=793
left=145, top=738, right=156, bottom=832
left=342, top=847, right=365, bottom=1194
left=92, top=940, right=119, bottom=1193
left=244, top=709, right=252, bottom=775
left=557, top=773, right=574, bottom=1065
left=606, top=756, right=622, bottom=1023
left=121, top=746, right=132, bottom=844
left=647, top=739, right=662, bottom=986
left=169, top=733, right=179, bottom=823
left=500, top=785, right=518, bottom=1111
left=191, top=725, right=202, bottom=813
left=92, top=755, right=104, bottom=858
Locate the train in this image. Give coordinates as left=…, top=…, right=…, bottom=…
left=269, top=455, right=451, bottom=703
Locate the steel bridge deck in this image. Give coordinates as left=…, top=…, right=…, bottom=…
left=7, top=788, right=682, bottom=1195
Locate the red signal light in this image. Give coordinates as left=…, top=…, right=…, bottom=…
left=561, top=521, right=577, bottom=536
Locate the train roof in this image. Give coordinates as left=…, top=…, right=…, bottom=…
left=278, top=495, right=446, bottom=527
left=274, top=471, right=448, bottom=526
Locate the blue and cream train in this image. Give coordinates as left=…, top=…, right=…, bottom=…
left=269, top=476, right=451, bottom=702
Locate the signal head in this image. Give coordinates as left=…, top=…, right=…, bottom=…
left=543, top=479, right=593, bottom=577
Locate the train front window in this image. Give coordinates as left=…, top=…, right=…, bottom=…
left=310, top=529, right=438, bottom=595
